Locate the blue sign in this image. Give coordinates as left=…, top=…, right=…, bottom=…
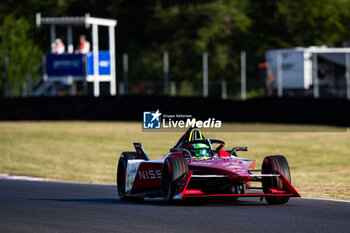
left=143, top=110, right=161, bottom=129
left=86, top=51, right=111, bottom=75
left=46, top=53, right=84, bottom=76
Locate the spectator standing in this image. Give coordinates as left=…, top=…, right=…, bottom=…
left=76, top=35, right=90, bottom=54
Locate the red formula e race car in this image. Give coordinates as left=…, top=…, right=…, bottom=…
left=117, top=127, right=300, bottom=204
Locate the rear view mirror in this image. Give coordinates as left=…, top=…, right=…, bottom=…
left=233, top=147, right=247, bottom=152
left=230, top=147, right=248, bottom=156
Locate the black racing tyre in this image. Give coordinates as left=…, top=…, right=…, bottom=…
left=117, top=152, right=144, bottom=202
left=262, top=155, right=291, bottom=205
left=161, top=157, right=189, bottom=203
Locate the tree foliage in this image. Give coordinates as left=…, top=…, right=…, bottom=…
left=1, top=0, right=350, bottom=90
left=0, top=15, right=42, bottom=92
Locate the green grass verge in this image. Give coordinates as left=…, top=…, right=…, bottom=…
left=0, top=121, right=349, bottom=200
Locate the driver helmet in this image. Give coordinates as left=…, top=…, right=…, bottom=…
left=193, top=143, right=209, bottom=157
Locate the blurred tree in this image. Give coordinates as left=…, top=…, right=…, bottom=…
left=0, top=15, right=42, bottom=94
left=0, top=0, right=65, bottom=52
left=276, top=0, right=350, bottom=46
left=153, top=0, right=251, bottom=83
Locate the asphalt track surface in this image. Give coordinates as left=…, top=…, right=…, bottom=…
left=1, top=179, right=349, bottom=233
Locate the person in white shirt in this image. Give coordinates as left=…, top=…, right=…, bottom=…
left=53, top=38, right=65, bottom=54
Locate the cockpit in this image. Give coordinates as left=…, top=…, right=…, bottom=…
left=171, top=127, right=246, bottom=159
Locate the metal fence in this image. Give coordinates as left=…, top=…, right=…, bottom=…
left=4, top=49, right=350, bottom=100
left=117, top=79, right=263, bottom=100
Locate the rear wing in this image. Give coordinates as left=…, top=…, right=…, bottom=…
left=133, top=143, right=149, bottom=161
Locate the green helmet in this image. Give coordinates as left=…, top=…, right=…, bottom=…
left=193, top=143, right=209, bottom=157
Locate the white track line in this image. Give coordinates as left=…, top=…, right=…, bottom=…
left=0, top=173, right=57, bottom=182
left=302, top=197, right=350, bottom=204
left=0, top=173, right=114, bottom=186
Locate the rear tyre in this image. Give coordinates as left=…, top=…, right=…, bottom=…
left=161, top=157, right=189, bottom=203
left=117, top=152, right=144, bottom=202
left=262, top=155, right=291, bottom=205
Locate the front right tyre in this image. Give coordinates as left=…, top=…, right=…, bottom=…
left=117, top=152, right=144, bottom=202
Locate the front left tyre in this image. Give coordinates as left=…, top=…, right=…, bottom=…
left=161, top=156, right=189, bottom=203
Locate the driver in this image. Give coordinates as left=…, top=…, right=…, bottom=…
left=193, top=142, right=210, bottom=159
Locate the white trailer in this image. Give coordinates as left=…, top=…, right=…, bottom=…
left=265, top=46, right=350, bottom=99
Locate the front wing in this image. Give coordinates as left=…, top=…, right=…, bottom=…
left=173, top=170, right=301, bottom=200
